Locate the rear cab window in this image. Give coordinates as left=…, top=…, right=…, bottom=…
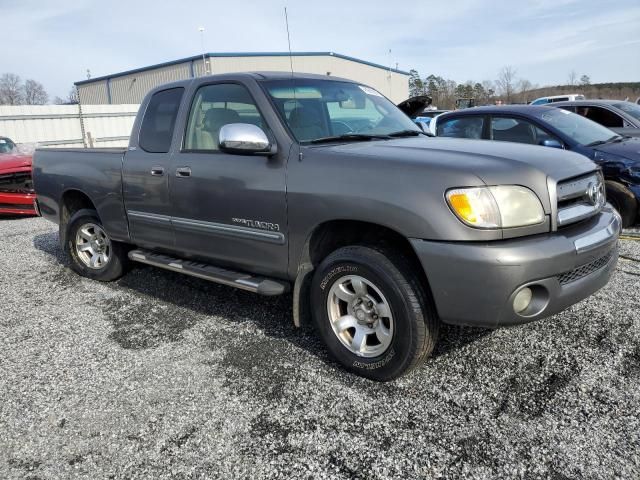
left=139, top=87, right=184, bottom=153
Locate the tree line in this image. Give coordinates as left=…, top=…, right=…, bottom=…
left=407, top=66, right=640, bottom=109
left=0, top=73, right=77, bottom=105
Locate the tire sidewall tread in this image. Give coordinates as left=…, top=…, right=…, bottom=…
left=64, top=209, right=126, bottom=282
left=311, top=245, right=439, bottom=381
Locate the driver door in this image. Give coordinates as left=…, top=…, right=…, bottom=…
left=169, top=82, right=289, bottom=277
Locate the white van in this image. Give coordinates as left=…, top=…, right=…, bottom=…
left=530, top=94, right=585, bottom=105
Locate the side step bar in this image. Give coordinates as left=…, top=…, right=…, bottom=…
left=128, top=249, right=288, bottom=296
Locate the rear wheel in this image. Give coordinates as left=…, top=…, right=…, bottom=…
left=65, top=209, right=128, bottom=281
left=606, top=181, right=637, bottom=228
left=311, top=245, right=439, bottom=381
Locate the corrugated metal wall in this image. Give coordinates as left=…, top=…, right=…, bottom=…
left=77, top=55, right=410, bottom=105
left=109, top=62, right=192, bottom=104
left=77, top=80, right=109, bottom=105
left=0, top=104, right=139, bottom=148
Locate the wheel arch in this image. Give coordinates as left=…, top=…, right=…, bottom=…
left=59, top=189, right=98, bottom=245
left=292, top=219, right=436, bottom=327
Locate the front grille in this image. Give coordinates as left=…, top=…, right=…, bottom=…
left=556, top=172, right=605, bottom=228
left=0, top=172, right=33, bottom=193
left=557, top=249, right=615, bottom=285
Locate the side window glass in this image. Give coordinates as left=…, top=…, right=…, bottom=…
left=139, top=88, right=184, bottom=153
left=437, top=117, right=484, bottom=139
left=491, top=116, right=538, bottom=144
left=581, top=106, right=623, bottom=128
left=184, top=83, right=266, bottom=151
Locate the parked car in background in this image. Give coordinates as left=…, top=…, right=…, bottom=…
left=431, top=105, right=640, bottom=226
left=530, top=94, right=585, bottom=105
left=0, top=152, right=37, bottom=216
left=548, top=100, right=640, bottom=138
left=33, top=73, right=620, bottom=380
left=0, top=136, right=17, bottom=154
left=414, top=109, right=449, bottom=128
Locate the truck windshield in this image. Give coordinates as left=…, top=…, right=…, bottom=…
left=536, top=109, right=619, bottom=146
left=262, top=79, right=420, bottom=143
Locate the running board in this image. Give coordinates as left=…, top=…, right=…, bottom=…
left=127, top=249, right=288, bottom=296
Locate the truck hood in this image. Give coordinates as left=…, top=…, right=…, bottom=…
left=320, top=136, right=596, bottom=182
left=313, top=136, right=598, bottom=215
left=0, top=154, right=33, bottom=174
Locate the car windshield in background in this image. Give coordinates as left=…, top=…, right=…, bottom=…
left=261, top=79, right=420, bottom=143
left=536, top=109, right=618, bottom=146
left=613, top=102, right=640, bottom=121
left=0, top=138, right=16, bottom=154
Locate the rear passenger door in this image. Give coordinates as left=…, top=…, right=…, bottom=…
left=169, top=82, right=289, bottom=277
left=123, top=87, right=184, bottom=249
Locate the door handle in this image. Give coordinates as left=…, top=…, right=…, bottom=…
left=150, top=166, right=164, bottom=176
left=175, top=167, right=192, bottom=178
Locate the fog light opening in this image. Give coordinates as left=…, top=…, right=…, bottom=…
left=513, top=287, right=533, bottom=313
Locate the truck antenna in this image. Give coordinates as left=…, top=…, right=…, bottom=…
left=284, top=7, right=294, bottom=77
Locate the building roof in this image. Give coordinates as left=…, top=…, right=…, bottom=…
left=75, top=52, right=411, bottom=86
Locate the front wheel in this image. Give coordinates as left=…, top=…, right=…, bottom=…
left=606, top=181, right=638, bottom=228
left=311, top=246, right=439, bottom=381
left=64, top=209, right=128, bottom=281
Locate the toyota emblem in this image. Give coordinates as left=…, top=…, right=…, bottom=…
left=587, top=181, right=605, bottom=207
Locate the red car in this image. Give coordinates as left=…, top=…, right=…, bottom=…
left=0, top=137, right=37, bottom=216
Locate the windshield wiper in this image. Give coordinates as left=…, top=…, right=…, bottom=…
left=586, top=135, right=622, bottom=147
left=388, top=129, right=433, bottom=138
left=309, top=133, right=391, bottom=144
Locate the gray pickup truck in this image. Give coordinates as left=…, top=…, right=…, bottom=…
left=34, top=72, right=621, bottom=380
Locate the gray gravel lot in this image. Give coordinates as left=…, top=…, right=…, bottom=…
left=1, top=216, right=639, bottom=479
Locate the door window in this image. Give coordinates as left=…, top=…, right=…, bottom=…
left=578, top=106, right=623, bottom=128
left=184, top=84, right=266, bottom=151
left=491, top=116, right=558, bottom=145
left=436, top=116, right=484, bottom=139
left=139, top=88, right=184, bottom=153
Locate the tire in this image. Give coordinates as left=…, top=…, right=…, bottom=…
left=310, top=245, right=439, bottom=381
left=64, top=209, right=128, bottom=281
left=606, top=181, right=638, bottom=228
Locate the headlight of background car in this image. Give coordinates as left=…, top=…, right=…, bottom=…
left=446, top=186, right=544, bottom=229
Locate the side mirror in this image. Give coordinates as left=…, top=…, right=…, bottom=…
left=539, top=139, right=563, bottom=149
left=219, top=123, right=276, bottom=155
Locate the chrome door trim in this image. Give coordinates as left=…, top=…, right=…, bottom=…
left=127, top=210, right=172, bottom=224
left=171, top=216, right=286, bottom=244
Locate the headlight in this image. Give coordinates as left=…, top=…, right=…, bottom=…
left=446, top=186, right=545, bottom=229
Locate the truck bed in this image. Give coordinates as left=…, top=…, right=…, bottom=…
left=33, top=147, right=130, bottom=243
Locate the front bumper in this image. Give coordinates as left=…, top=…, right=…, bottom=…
left=411, top=207, right=621, bottom=328
left=0, top=191, right=38, bottom=216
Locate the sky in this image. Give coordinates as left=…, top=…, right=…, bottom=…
left=3, top=0, right=640, bottom=99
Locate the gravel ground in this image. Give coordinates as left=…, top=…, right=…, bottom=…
left=1, top=216, right=638, bottom=480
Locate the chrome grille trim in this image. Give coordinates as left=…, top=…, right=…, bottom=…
left=556, top=171, right=604, bottom=228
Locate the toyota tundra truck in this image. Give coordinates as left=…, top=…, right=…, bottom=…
left=33, top=72, right=621, bottom=381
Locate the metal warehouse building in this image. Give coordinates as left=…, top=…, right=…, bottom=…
left=75, top=52, right=411, bottom=105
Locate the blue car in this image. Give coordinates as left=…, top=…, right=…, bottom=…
left=431, top=106, right=640, bottom=226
